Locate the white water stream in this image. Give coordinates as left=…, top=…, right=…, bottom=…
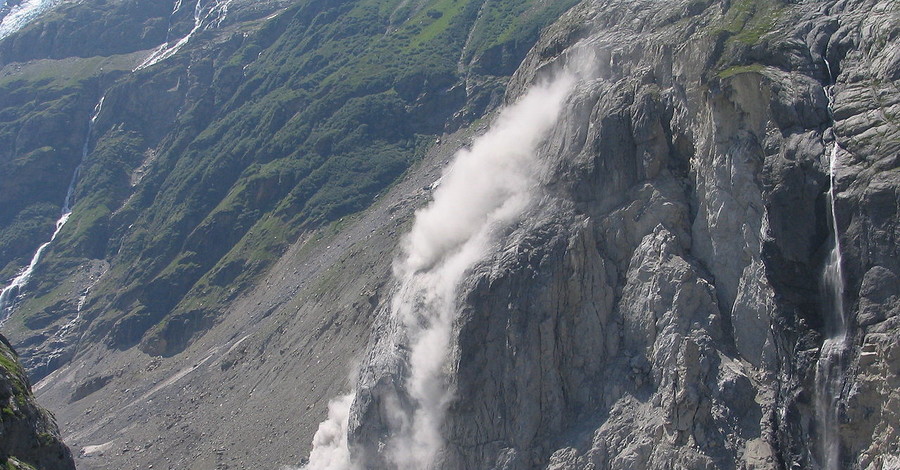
left=813, top=59, right=848, bottom=470
left=813, top=142, right=848, bottom=470
left=0, top=95, right=104, bottom=327
left=134, top=0, right=232, bottom=71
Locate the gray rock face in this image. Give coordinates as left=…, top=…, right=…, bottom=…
left=345, top=0, right=899, bottom=468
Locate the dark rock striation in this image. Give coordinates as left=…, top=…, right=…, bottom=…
left=346, top=0, right=899, bottom=468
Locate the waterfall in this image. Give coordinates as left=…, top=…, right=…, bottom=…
left=0, top=95, right=105, bottom=327
left=134, top=0, right=233, bottom=71
left=813, top=59, right=849, bottom=470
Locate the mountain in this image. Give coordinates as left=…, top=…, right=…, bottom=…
left=312, top=0, right=900, bottom=468
left=0, top=0, right=578, bottom=377
left=0, top=0, right=898, bottom=469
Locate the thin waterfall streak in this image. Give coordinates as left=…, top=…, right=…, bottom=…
left=814, top=143, right=848, bottom=470
left=163, top=0, right=184, bottom=55
left=813, top=59, right=849, bottom=470
left=0, top=95, right=104, bottom=327
left=134, top=0, right=233, bottom=71
left=825, top=144, right=846, bottom=336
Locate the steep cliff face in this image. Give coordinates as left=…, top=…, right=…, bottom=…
left=0, top=334, right=74, bottom=470
left=335, top=0, right=899, bottom=468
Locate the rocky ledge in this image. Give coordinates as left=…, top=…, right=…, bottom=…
left=0, top=334, right=74, bottom=470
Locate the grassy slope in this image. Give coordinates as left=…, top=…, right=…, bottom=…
left=2, top=0, right=579, bottom=364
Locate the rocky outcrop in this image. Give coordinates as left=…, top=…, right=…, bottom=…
left=344, top=0, right=899, bottom=468
left=0, top=335, right=74, bottom=470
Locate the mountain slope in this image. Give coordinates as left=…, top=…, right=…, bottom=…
left=0, top=0, right=577, bottom=380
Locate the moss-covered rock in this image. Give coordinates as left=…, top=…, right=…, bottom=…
left=0, top=335, right=74, bottom=470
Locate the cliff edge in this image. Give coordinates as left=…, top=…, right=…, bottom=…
left=0, top=334, right=74, bottom=470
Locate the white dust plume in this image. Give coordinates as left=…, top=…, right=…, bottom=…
left=303, top=393, right=358, bottom=470
left=303, top=63, right=583, bottom=469
left=385, top=71, right=574, bottom=470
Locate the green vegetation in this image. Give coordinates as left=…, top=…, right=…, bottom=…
left=709, top=0, right=787, bottom=77
left=0, top=74, right=91, bottom=278
left=408, top=0, right=466, bottom=47
left=3, top=0, right=578, bottom=357
left=717, top=63, right=766, bottom=79
left=0, top=54, right=135, bottom=90
left=465, top=0, right=579, bottom=58
left=717, top=0, right=785, bottom=45
left=4, top=457, right=35, bottom=470
left=0, top=340, right=29, bottom=421
left=0, top=353, right=24, bottom=395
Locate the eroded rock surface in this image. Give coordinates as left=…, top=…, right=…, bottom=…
left=347, top=0, right=899, bottom=468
